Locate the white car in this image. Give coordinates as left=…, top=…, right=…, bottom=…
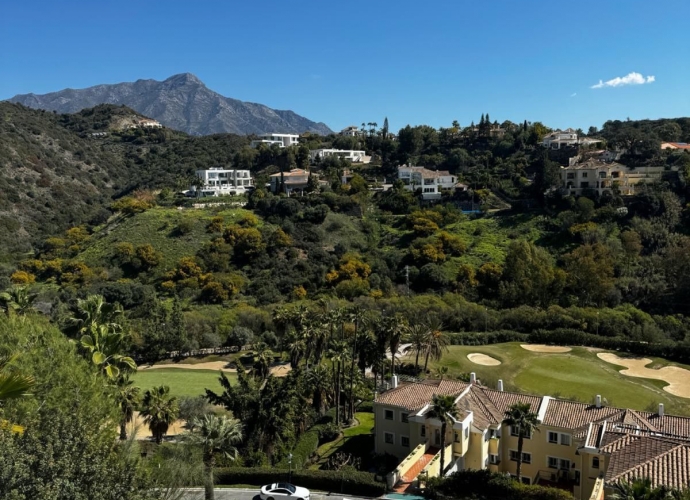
left=259, top=482, right=310, bottom=500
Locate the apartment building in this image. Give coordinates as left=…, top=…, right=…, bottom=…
left=310, top=148, right=370, bottom=164
left=192, top=168, right=253, bottom=197
left=560, top=160, right=664, bottom=196
left=397, top=165, right=457, bottom=201
left=340, top=125, right=362, bottom=137
left=250, top=133, right=300, bottom=149
left=374, top=377, right=690, bottom=500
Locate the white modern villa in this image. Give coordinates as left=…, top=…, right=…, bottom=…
left=397, top=165, right=457, bottom=201
left=250, top=133, right=300, bottom=149
left=191, top=168, right=254, bottom=197
left=310, top=149, right=370, bottom=164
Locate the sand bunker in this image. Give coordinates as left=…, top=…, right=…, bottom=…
left=597, top=353, right=690, bottom=399
left=140, top=361, right=236, bottom=372
left=467, top=353, right=501, bottom=366
left=521, top=344, right=572, bottom=353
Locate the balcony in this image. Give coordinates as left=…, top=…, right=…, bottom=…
left=535, top=469, right=579, bottom=492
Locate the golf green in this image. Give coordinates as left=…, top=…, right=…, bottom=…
left=131, top=368, right=235, bottom=398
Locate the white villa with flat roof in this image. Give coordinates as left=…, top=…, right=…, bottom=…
left=250, top=133, right=300, bottom=149
left=192, top=168, right=254, bottom=197
left=310, top=149, right=370, bottom=164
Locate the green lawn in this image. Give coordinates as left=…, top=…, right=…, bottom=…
left=424, top=343, right=690, bottom=416
left=132, top=368, right=235, bottom=398
left=312, top=412, right=375, bottom=469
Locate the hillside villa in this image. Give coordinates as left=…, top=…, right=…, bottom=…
left=191, top=168, right=254, bottom=197
left=397, top=165, right=458, bottom=201
left=374, top=376, right=690, bottom=500
left=340, top=125, right=362, bottom=137
left=661, top=142, right=690, bottom=151
left=269, top=168, right=310, bottom=195
left=559, top=160, right=665, bottom=196
left=250, top=133, right=300, bottom=148
left=310, top=149, right=371, bottom=164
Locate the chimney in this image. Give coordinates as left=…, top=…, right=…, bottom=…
left=470, top=372, right=476, bottom=384
left=391, top=375, right=398, bottom=389
left=595, top=395, right=602, bottom=408
left=658, top=403, right=664, bottom=417
left=497, top=380, right=504, bottom=392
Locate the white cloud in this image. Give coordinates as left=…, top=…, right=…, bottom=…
left=591, top=72, right=655, bottom=89
left=570, top=93, right=577, bottom=97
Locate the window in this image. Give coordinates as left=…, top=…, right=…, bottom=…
left=560, top=434, right=571, bottom=446
left=401, top=413, right=409, bottom=423
left=548, top=432, right=571, bottom=446
left=421, top=425, right=426, bottom=437
left=566, top=173, right=575, bottom=179
left=582, top=172, right=588, bottom=178
left=560, top=459, right=571, bottom=470
left=580, top=182, right=589, bottom=188
left=510, top=451, right=531, bottom=464
left=465, top=427, right=469, bottom=439
left=548, top=456, right=559, bottom=469
left=489, top=454, right=500, bottom=465
left=511, top=426, right=531, bottom=439
left=548, top=432, right=558, bottom=444
left=384, top=432, right=394, bottom=444
left=401, top=436, right=410, bottom=448
left=592, top=457, right=600, bottom=469
left=599, top=172, right=606, bottom=178
left=454, top=432, right=460, bottom=443
left=384, top=410, right=394, bottom=420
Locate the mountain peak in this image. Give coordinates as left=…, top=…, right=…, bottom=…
left=163, top=73, right=203, bottom=86
left=8, top=75, right=333, bottom=136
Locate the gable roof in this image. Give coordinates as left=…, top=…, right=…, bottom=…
left=375, top=379, right=469, bottom=411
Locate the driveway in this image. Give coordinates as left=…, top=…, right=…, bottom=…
left=179, top=488, right=376, bottom=500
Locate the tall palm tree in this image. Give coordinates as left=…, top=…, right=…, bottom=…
left=141, top=385, right=179, bottom=444
left=252, top=342, right=272, bottom=380
left=116, top=375, right=141, bottom=440
left=423, top=318, right=450, bottom=372
left=405, top=323, right=426, bottom=373
left=502, top=403, right=540, bottom=482
left=0, top=353, right=34, bottom=403
left=426, top=394, right=460, bottom=476
left=185, top=414, right=243, bottom=500
left=306, top=364, right=332, bottom=415
left=71, top=294, right=124, bottom=335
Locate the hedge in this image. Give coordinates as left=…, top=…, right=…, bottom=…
left=448, top=330, right=528, bottom=345
left=215, top=467, right=386, bottom=497
left=427, top=469, right=572, bottom=500
left=275, top=408, right=336, bottom=470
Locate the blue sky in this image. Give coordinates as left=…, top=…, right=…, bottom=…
left=2, top=0, right=689, bottom=133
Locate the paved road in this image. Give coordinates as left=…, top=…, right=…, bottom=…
left=180, top=488, right=376, bottom=500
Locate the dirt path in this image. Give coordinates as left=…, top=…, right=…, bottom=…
left=126, top=411, right=187, bottom=439
left=597, top=353, right=690, bottom=398
left=467, top=353, right=501, bottom=366
left=521, top=344, right=572, bottom=353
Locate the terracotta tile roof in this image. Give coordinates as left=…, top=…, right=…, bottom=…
left=479, top=388, right=542, bottom=416
left=375, top=379, right=469, bottom=411
left=540, top=399, right=623, bottom=429
left=460, top=387, right=504, bottom=428
left=585, top=423, right=605, bottom=448
left=637, top=413, right=690, bottom=439
left=605, top=436, right=690, bottom=490
left=269, top=169, right=309, bottom=178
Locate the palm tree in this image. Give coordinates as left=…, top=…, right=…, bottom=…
left=0, top=287, right=37, bottom=317
left=306, top=364, right=332, bottom=415
left=116, top=375, right=141, bottom=440
left=405, top=323, right=426, bottom=373
left=80, top=323, right=136, bottom=379
left=423, top=318, right=450, bottom=372
left=71, top=294, right=124, bottom=335
left=610, top=478, right=671, bottom=500
left=426, top=394, right=459, bottom=476
left=502, top=402, right=540, bottom=482
left=0, top=353, right=34, bottom=403
left=185, top=414, right=243, bottom=500
left=252, top=342, right=272, bottom=380
left=141, top=385, right=179, bottom=444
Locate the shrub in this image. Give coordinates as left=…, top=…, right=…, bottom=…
left=427, top=469, right=572, bottom=500
left=214, top=468, right=385, bottom=497
left=448, top=330, right=528, bottom=345
left=10, top=271, right=36, bottom=284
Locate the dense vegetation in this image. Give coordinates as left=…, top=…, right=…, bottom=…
left=3, top=104, right=690, bottom=497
